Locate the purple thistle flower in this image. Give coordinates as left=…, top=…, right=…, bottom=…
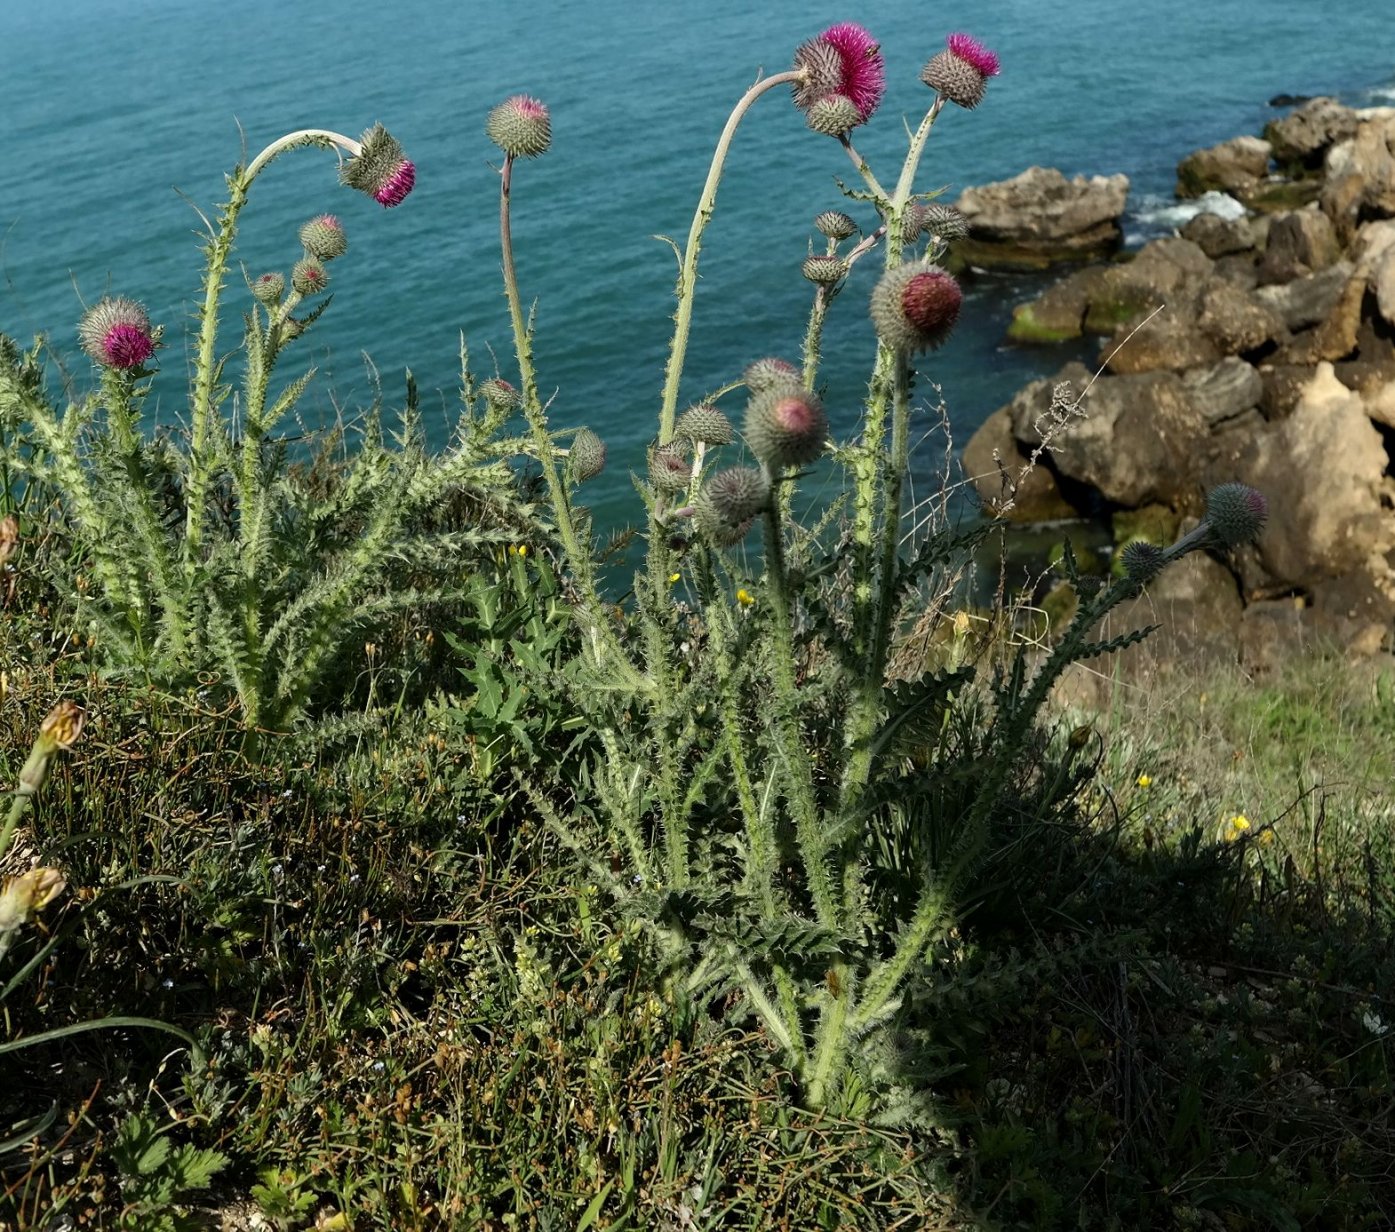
left=921, top=32, right=1001, bottom=110
left=77, top=297, right=155, bottom=370
left=946, top=33, right=1001, bottom=79
left=792, top=22, right=886, bottom=127
left=340, top=123, right=416, bottom=208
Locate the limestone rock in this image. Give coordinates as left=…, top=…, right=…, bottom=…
left=1257, top=208, right=1340, bottom=284
left=1101, top=314, right=1223, bottom=375
left=1196, top=281, right=1285, bottom=354
left=1182, top=357, right=1263, bottom=427
left=1082, top=238, right=1214, bottom=335
left=1254, top=260, right=1352, bottom=331
left=1006, top=265, right=1112, bottom=343
left=1263, top=97, right=1359, bottom=168
left=955, top=167, right=1130, bottom=269
left=1321, top=111, right=1395, bottom=242
left=1177, top=136, right=1272, bottom=199
left=1255, top=363, right=1317, bottom=419
left=1181, top=210, right=1270, bottom=258
left=961, top=404, right=1077, bottom=521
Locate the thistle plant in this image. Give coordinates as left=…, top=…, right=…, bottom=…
left=486, top=24, right=1268, bottom=1117
left=0, top=123, right=538, bottom=733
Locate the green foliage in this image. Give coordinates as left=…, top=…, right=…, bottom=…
left=110, top=1113, right=225, bottom=1231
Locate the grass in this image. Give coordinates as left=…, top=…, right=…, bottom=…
left=3, top=545, right=1394, bottom=1231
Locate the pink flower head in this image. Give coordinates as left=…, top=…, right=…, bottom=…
left=341, top=123, right=416, bottom=208
left=78, top=297, right=156, bottom=370
left=870, top=263, right=963, bottom=353
left=486, top=94, right=553, bottom=159
left=792, top=22, right=886, bottom=127
left=921, top=33, right=1001, bottom=110
left=946, top=33, right=1000, bottom=79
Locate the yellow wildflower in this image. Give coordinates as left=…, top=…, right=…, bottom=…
left=736, top=588, right=754, bottom=606
left=1136, top=774, right=1152, bottom=789
left=668, top=573, right=681, bottom=584
left=1223, top=814, right=1251, bottom=842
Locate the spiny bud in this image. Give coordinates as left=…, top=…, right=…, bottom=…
left=340, top=123, right=415, bottom=208
left=815, top=210, right=857, bottom=241
left=695, top=467, right=769, bottom=545
left=568, top=428, right=606, bottom=483
left=676, top=404, right=734, bottom=446
left=648, top=442, right=691, bottom=494
left=870, top=261, right=963, bottom=353
left=299, top=214, right=347, bottom=261
left=1204, top=483, right=1268, bottom=548
left=743, top=357, right=801, bottom=396
left=251, top=272, right=285, bottom=306
left=77, top=297, right=155, bottom=370
left=804, top=94, right=864, bottom=137
left=745, top=387, right=828, bottom=469
left=802, top=255, right=849, bottom=285
left=479, top=378, right=521, bottom=413
left=921, top=203, right=969, bottom=242
left=486, top=95, right=552, bottom=159
left=900, top=203, right=931, bottom=245
left=1118, top=540, right=1166, bottom=585
left=291, top=258, right=329, bottom=297
left=920, top=33, right=1001, bottom=110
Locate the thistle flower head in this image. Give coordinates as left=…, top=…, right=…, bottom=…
left=299, top=214, right=347, bottom=261
left=695, top=467, right=769, bottom=545
left=921, top=203, right=970, bottom=242
left=251, top=271, right=285, bottom=306
left=77, top=297, right=155, bottom=370
left=814, top=210, right=858, bottom=241
left=0, top=868, right=66, bottom=934
left=802, top=255, right=848, bottom=285
left=743, top=357, right=801, bottom=396
left=648, top=441, right=691, bottom=494
left=921, top=32, right=1001, bottom=110
left=900, top=203, right=931, bottom=245
left=1204, top=482, right=1268, bottom=547
left=38, top=700, right=85, bottom=753
left=291, top=258, right=329, bottom=296
left=745, top=387, right=828, bottom=469
left=792, top=22, right=885, bottom=128
left=804, top=94, right=865, bottom=138
left=1118, top=540, right=1166, bottom=585
left=568, top=428, right=607, bottom=483
left=487, top=95, right=552, bottom=159
left=340, top=123, right=415, bottom=207
left=870, top=262, right=963, bottom=353
left=479, top=378, right=521, bottom=413
left=676, top=404, right=734, bottom=446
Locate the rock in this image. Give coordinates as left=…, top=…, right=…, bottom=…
left=1181, top=210, right=1269, bottom=258
left=1182, top=357, right=1263, bottom=427
left=1196, top=281, right=1285, bottom=354
left=1371, top=241, right=1395, bottom=327
left=1308, top=572, right=1395, bottom=657
left=1212, top=253, right=1263, bottom=289
left=1011, top=368, right=1207, bottom=507
left=1368, top=379, right=1395, bottom=429
left=1278, top=272, right=1365, bottom=363
left=955, top=167, right=1130, bottom=269
left=1006, top=265, right=1112, bottom=343
left=1321, top=111, right=1395, bottom=242
left=1263, top=97, right=1359, bottom=169
left=1102, top=313, right=1223, bottom=374
left=1245, top=179, right=1324, bottom=213
left=1104, top=552, right=1245, bottom=671
left=1232, top=363, right=1392, bottom=587
left=1257, top=208, right=1340, bottom=284
left=1238, top=597, right=1309, bottom=674
left=1255, top=363, right=1317, bottom=419
left=1082, top=237, right=1214, bottom=334
left=961, top=404, right=1078, bottom=521
left=1254, top=260, right=1352, bottom=330
left=1177, top=136, right=1272, bottom=199
left=1269, top=94, right=1315, bottom=109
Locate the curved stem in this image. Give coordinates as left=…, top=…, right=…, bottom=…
left=658, top=70, right=801, bottom=444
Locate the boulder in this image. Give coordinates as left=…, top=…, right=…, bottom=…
left=1103, top=552, right=1245, bottom=671
left=1368, top=379, right=1395, bottom=430
left=1082, top=237, right=1214, bottom=334
left=955, top=167, right=1130, bottom=269
left=1229, top=364, right=1392, bottom=587
left=1181, top=210, right=1270, bottom=258
left=1182, top=357, right=1263, bottom=427
left=1177, top=136, right=1272, bottom=199
left=1010, top=367, right=1207, bottom=507
left=1307, top=572, right=1395, bottom=658
left=1255, top=363, right=1317, bottom=419
left=1321, top=111, right=1395, bottom=242
left=1006, top=265, right=1112, bottom=343
left=1278, top=272, right=1365, bottom=363
left=1254, top=260, right=1352, bottom=331
left=1101, top=314, right=1223, bottom=375
left=1238, top=597, right=1310, bottom=674
left=1256, top=208, right=1340, bottom=284
left=961, top=404, right=1078, bottom=521
left=1263, top=97, right=1359, bottom=169
left=1196, top=281, right=1285, bottom=354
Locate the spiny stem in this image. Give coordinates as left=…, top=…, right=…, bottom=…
left=658, top=70, right=801, bottom=444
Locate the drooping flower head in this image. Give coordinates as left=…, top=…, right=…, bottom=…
left=921, top=33, right=1001, bottom=110
left=487, top=95, right=552, bottom=159
left=77, top=297, right=155, bottom=370
left=340, top=123, right=416, bottom=207
left=870, top=262, right=963, bottom=353
left=792, top=23, right=886, bottom=129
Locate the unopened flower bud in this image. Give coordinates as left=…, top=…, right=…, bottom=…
left=745, top=387, right=828, bottom=469
left=479, top=378, right=521, bottom=413
left=695, top=467, right=769, bottom=545
left=804, top=94, right=865, bottom=137
left=569, top=428, right=606, bottom=483
left=252, top=272, right=285, bottom=306
left=77, top=297, right=155, bottom=370
left=743, top=357, right=801, bottom=396
left=1118, top=540, right=1166, bottom=585
left=870, top=261, right=963, bottom=353
left=815, top=211, right=858, bottom=241
left=18, top=700, right=85, bottom=798
left=921, top=204, right=969, bottom=242
left=676, top=404, right=734, bottom=446
left=921, top=33, right=1001, bottom=110
left=340, top=123, right=416, bottom=208
left=1204, top=483, right=1268, bottom=548
left=486, top=95, right=552, bottom=159
left=299, top=214, right=347, bottom=261
left=291, top=258, right=329, bottom=296
left=802, top=255, right=848, bottom=285
left=648, top=442, right=691, bottom=494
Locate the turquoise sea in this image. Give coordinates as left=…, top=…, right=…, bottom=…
left=2, top=0, right=1393, bottom=535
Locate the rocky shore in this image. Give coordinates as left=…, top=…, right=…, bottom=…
left=957, top=96, right=1395, bottom=674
